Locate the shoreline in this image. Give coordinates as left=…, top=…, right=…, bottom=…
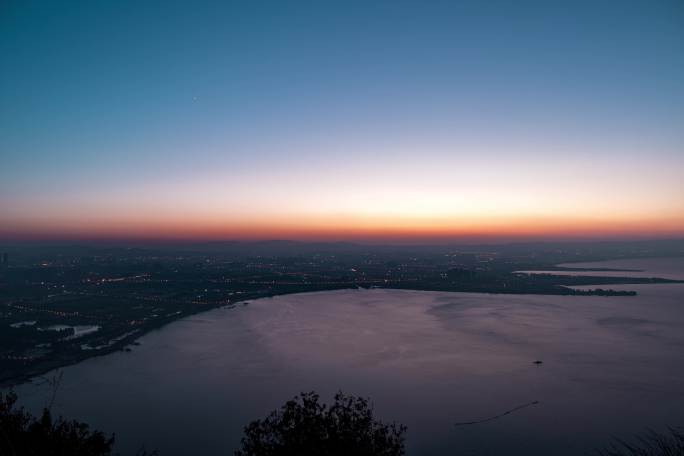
left=4, top=273, right=684, bottom=388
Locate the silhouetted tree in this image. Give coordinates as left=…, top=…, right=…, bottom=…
left=597, top=428, right=684, bottom=456
left=235, top=392, right=406, bottom=456
left=0, top=390, right=114, bottom=456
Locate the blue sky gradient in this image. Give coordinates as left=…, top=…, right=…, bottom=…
left=1, top=0, right=683, bottom=240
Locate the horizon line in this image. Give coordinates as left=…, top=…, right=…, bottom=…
left=2, top=235, right=684, bottom=247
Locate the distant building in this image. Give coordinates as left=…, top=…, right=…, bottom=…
left=1, top=252, right=7, bottom=266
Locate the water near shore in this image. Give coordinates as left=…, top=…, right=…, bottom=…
left=14, top=258, right=684, bottom=455
left=520, top=256, right=684, bottom=281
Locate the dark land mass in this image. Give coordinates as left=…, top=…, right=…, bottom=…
left=532, top=266, right=641, bottom=272
left=1, top=239, right=682, bottom=386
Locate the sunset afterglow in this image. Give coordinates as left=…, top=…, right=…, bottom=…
left=1, top=1, right=682, bottom=242
left=2, top=3, right=684, bottom=454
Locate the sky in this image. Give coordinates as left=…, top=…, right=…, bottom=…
left=1, top=0, right=683, bottom=243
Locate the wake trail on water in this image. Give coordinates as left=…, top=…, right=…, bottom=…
left=454, top=400, right=540, bottom=426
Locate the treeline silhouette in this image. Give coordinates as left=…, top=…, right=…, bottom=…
left=0, top=390, right=113, bottom=456
left=235, top=392, right=405, bottom=456
left=1, top=390, right=682, bottom=455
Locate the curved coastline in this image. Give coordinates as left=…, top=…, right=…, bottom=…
left=4, top=257, right=684, bottom=387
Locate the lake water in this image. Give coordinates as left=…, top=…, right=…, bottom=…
left=14, top=258, right=684, bottom=455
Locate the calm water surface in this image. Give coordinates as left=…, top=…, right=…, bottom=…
left=14, top=258, right=684, bottom=455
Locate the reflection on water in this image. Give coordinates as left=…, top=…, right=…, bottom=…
left=14, top=258, right=684, bottom=455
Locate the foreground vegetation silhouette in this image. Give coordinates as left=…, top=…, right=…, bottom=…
left=234, top=392, right=406, bottom=456
left=3, top=388, right=683, bottom=456
left=0, top=391, right=113, bottom=456
left=597, top=428, right=684, bottom=456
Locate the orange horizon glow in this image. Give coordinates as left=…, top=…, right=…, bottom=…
left=2, top=1, right=683, bottom=248
left=3, top=153, right=683, bottom=244
left=3, top=212, right=683, bottom=243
